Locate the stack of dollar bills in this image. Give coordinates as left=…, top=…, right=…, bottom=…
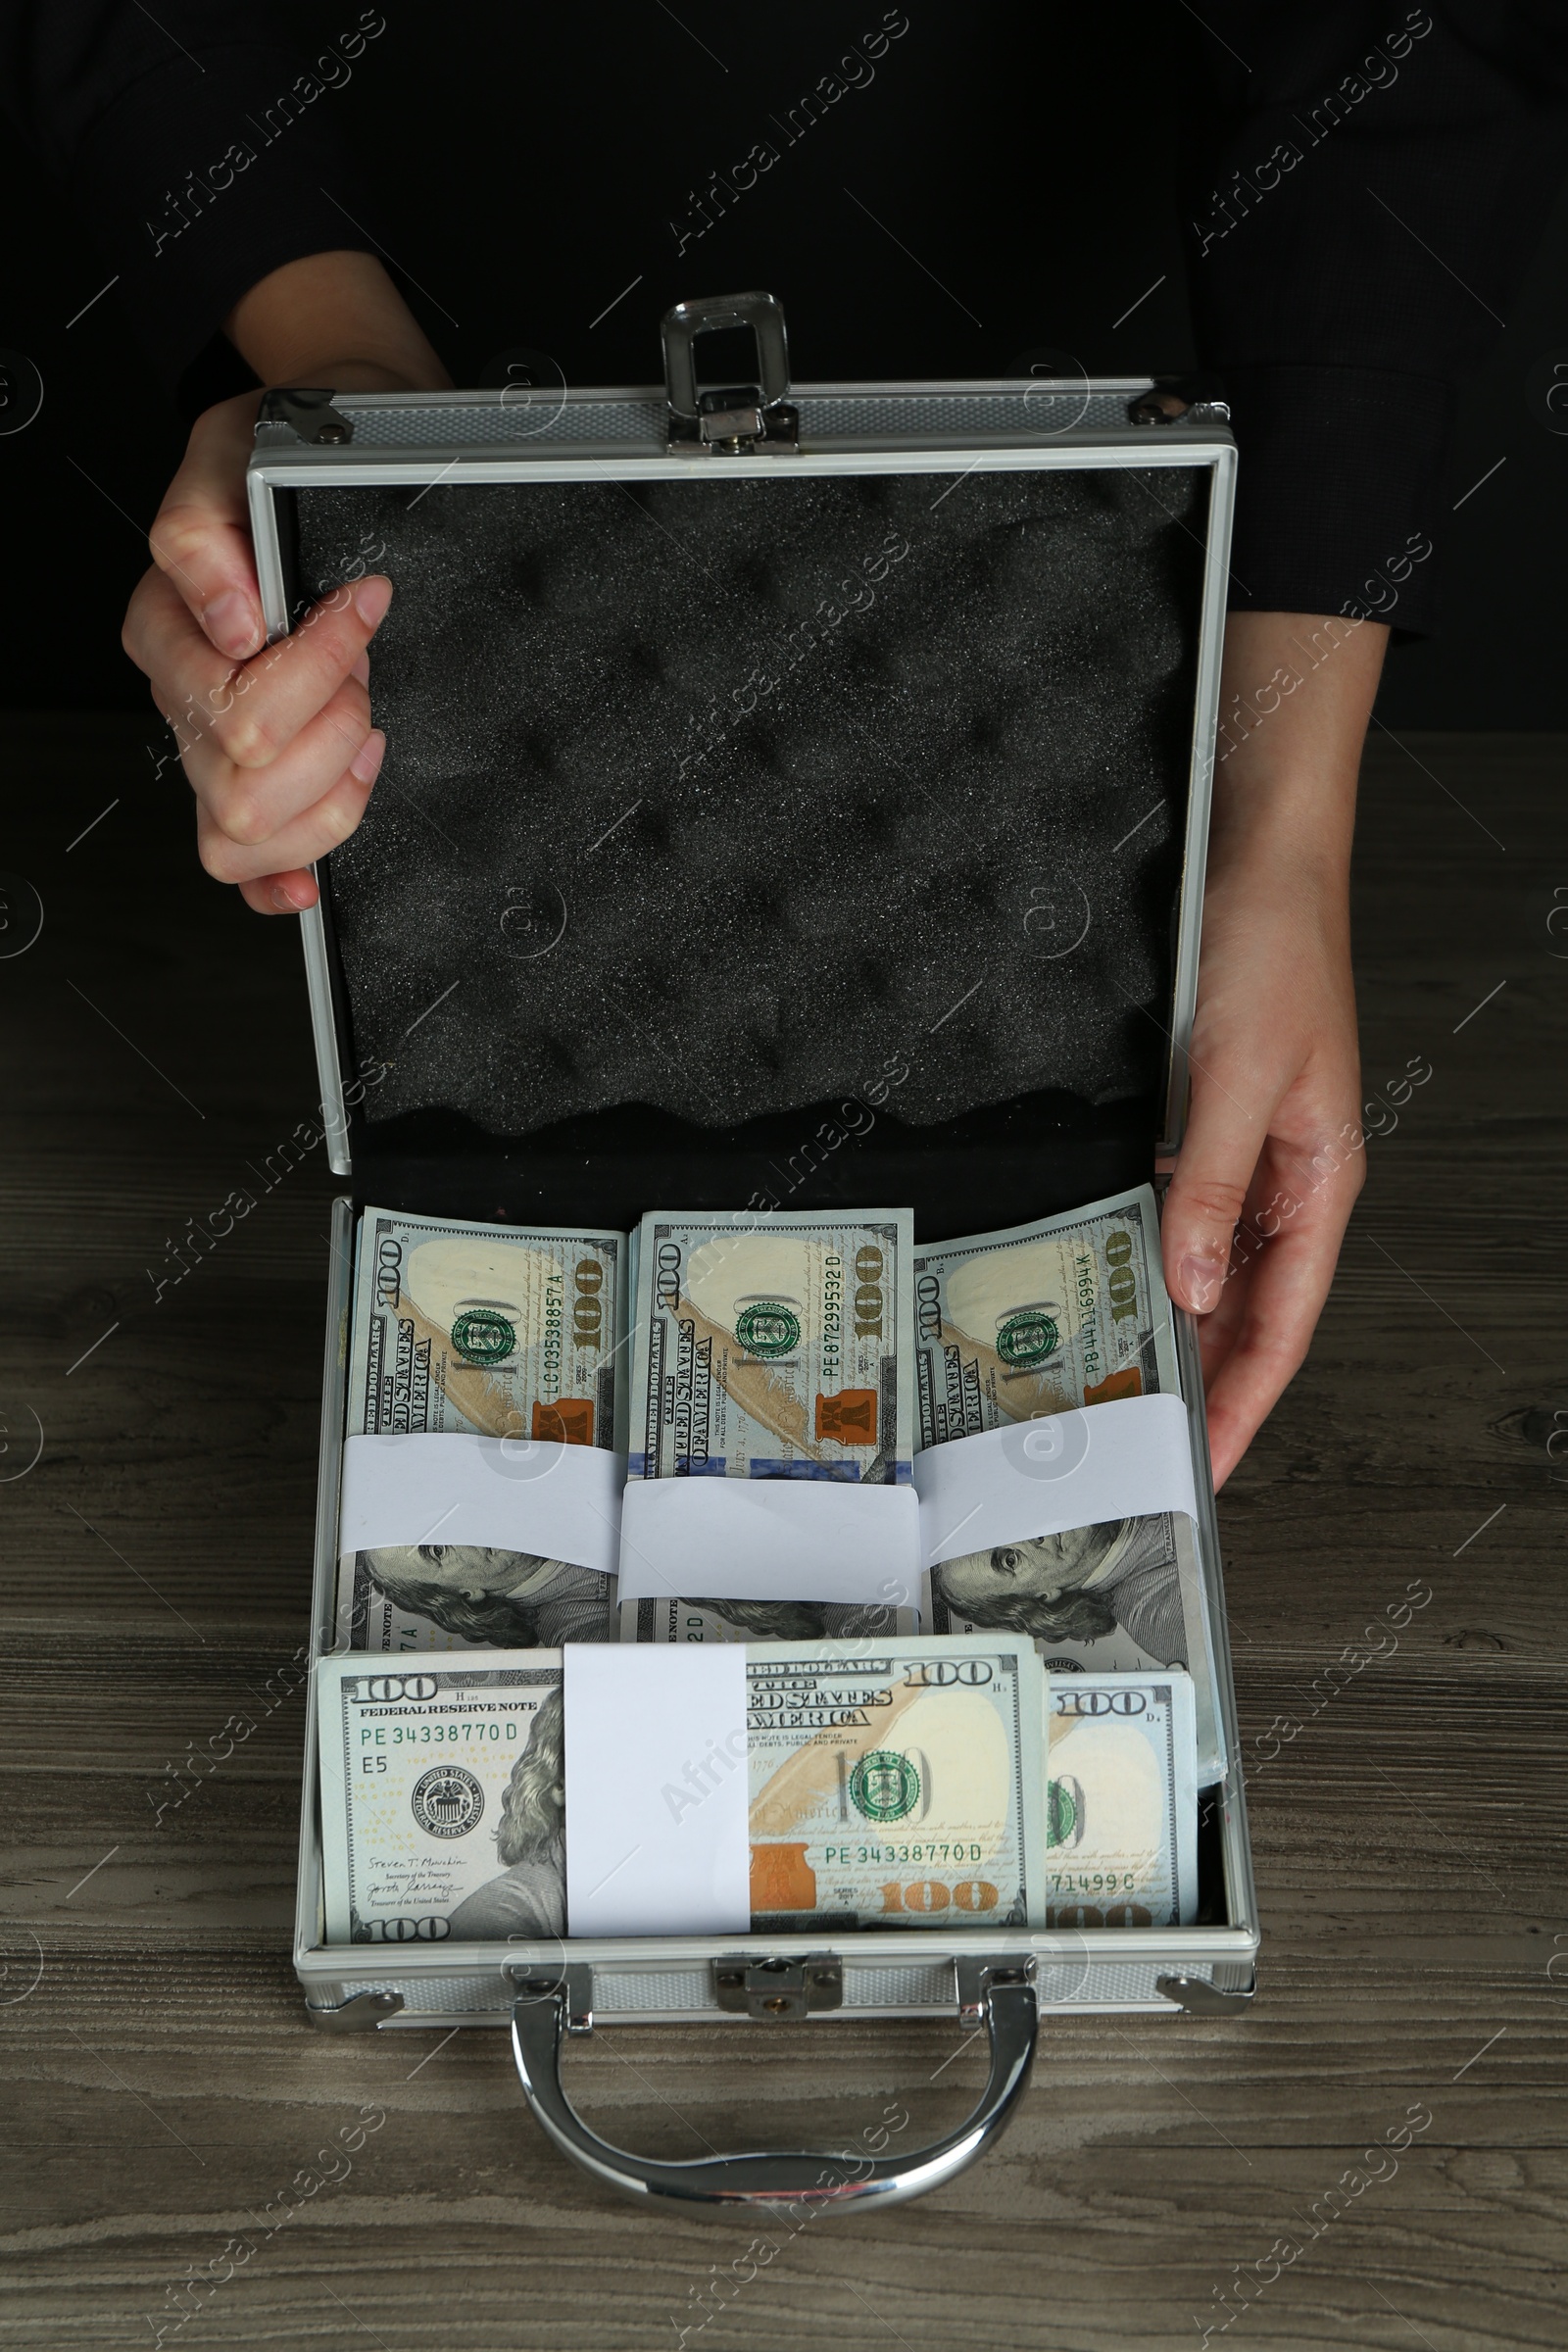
left=339, top=1187, right=1222, bottom=1783
left=317, top=1642, right=1199, bottom=1943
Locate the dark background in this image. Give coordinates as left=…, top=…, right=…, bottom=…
left=1, top=2, right=1564, bottom=729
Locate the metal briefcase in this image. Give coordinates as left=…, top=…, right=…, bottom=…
left=248, top=291, right=1258, bottom=2213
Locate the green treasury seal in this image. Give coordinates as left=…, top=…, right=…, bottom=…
left=995, top=1306, right=1059, bottom=1367
left=849, top=1748, right=920, bottom=1822
left=450, top=1306, right=517, bottom=1365
left=1046, top=1774, right=1082, bottom=1848
left=735, top=1300, right=801, bottom=1359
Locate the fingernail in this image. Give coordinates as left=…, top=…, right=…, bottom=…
left=350, top=727, right=385, bottom=784
left=203, top=590, right=261, bottom=659
left=1178, top=1254, right=1223, bottom=1313
left=353, top=575, right=393, bottom=630
left=350, top=652, right=370, bottom=686
left=270, top=882, right=305, bottom=912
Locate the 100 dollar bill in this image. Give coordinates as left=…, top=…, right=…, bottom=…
left=628, top=1209, right=914, bottom=1482
left=747, top=1639, right=1041, bottom=1931
left=914, top=1186, right=1177, bottom=1440
left=317, top=1637, right=1042, bottom=1943
left=348, top=1206, right=628, bottom=1445
left=621, top=1209, right=916, bottom=1644
left=318, top=1656, right=565, bottom=1943
left=913, top=1188, right=1222, bottom=1783
left=1044, top=1671, right=1197, bottom=1926
left=339, top=1208, right=629, bottom=1652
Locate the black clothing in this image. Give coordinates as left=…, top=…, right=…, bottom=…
left=2, top=2, right=1563, bottom=634
left=0, top=4, right=382, bottom=400
left=1191, top=4, right=1568, bottom=624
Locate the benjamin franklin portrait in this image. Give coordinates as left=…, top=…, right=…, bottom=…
left=933, top=1515, right=1186, bottom=1664
left=445, top=1686, right=566, bottom=1939
left=356, top=1544, right=613, bottom=1645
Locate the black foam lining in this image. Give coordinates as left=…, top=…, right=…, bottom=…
left=295, top=465, right=1206, bottom=1147
left=332, top=1090, right=1158, bottom=1242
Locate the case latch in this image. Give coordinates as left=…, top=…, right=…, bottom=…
left=713, top=1953, right=843, bottom=2018
left=258, top=386, right=356, bottom=445
left=304, top=1988, right=404, bottom=2031
left=662, top=291, right=799, bottom=453
left=1155, top=1971, right=1256, bottom=2014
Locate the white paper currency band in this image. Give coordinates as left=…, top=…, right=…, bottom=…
left=616, top=1480, right=921, bottom=1607
left=564, top=1646, right=751, bottom=1936
left=913, top=1394, right=1199, bottom=1568
left=338, top=1433, right=623, bottom=1574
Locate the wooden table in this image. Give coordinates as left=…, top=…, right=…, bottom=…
left=3, top=716, right=1564, bottom=2351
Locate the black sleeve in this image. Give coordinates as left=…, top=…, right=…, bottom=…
left=0, top=1, right=387, bottom=395
left=1183, top=3, right=1568, bottom=633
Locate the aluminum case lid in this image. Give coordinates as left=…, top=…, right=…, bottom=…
left=246, top=295, right=1234, bottom=1231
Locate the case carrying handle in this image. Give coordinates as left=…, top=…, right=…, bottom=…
left=508, top=1955, right=1038, bottom=2213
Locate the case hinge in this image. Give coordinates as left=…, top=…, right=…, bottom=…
left=258, top=386, right=356, bottom=446
left=1127, top=375, right=1230, bottom=428
left=713, top=1953, right=843, bottom=2018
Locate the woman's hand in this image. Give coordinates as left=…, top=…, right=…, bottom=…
left=125, top=388, right=394, bottom=913
left=122, top=251, right=451, bottom=914
left=1160, top=609, right=1389, bottom=1487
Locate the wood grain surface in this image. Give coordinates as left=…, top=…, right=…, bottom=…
left=1, top=715, right=1564, bottom=2352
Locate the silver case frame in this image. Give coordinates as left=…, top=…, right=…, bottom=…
left=253, top=380, right=1256, bottom=2029
left=249, top=379, right=1236, bottom=1178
